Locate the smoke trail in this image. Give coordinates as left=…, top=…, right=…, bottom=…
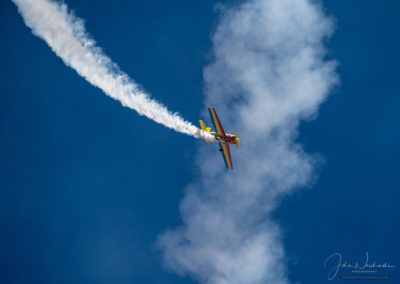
left=157, top=0, right=338, bottom=283
left=12, top=0, right=213, bottom=141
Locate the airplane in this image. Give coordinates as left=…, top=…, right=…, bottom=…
left=199, top=107, right=239, bottom=170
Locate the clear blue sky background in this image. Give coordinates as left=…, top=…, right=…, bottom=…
left=0, top=0, right=399, bottom=283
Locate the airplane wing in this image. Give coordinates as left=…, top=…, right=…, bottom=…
left=208, top=107, right=226, bottom=137
left=219, top=142, right=233, bottom=170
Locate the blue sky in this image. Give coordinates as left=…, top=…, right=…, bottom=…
left=0, top=0, right=399, bottom=283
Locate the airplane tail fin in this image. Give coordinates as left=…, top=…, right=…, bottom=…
left=199, top=120, right=211, bottom=143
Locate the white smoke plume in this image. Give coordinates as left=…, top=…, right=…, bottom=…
left=157, top=0, right=338, bottom=283
left=12, top=0, right=214, bottom=141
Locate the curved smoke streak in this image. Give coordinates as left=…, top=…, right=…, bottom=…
left=12, top=0, right=213, bottom=141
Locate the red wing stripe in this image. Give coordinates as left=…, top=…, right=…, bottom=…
left=222, top=143, right=233, bottom=170
left=208, top=107, right=226, bottom=136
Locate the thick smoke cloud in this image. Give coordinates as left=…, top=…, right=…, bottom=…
left=12, top=0, right=213, bottom=141
left=157, top=0, right=338, bottom=283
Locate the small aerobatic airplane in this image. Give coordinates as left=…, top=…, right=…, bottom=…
left=199, top=107, right=240, bottom=170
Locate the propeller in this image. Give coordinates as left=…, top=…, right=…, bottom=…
left=235, top=131, right=239, bottom=149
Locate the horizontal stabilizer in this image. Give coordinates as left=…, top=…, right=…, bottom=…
left=199, top=120, right=211, bottom=143
left=199, top=120, right=207, bottom=131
